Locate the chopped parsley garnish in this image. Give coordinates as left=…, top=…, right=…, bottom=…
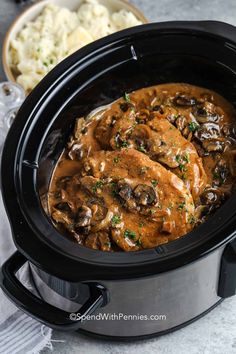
left=178, top=201, right=186, bottom=210
left=114, top=133, right=129, bottom=149
left=43, top=62, right=48, bottom=67
left=124, top=92, right=131, bottom=103
left=109, top=181, right=117, bottom=188
left=183, top=153, right=190, bottom=163
left=121, top=140, right=129, bottom=148
left=175, top=155, right=181, bottom=162
left=188, top=215, right=196, bottom=224
left=138, top=142, right=147, bottom=153
left=179, top=163, right=187, bottom=172
left=188, top=122, right=199, bottom=132
left=173, top=113, right=180, bottom=120
left=136, top=239, right=142, bottom=246
left=113, top=156, right=120, bottom=164
left=151, top=179, right=158, bottom=187
left=176, top=154, right=189, bottom=172
left=138, top=146, right=147, bottom=153
left=120, top=93, right=134, bottom=112
left=92, top=180, right=104, bottom=192
left=124, top=229, right=136, bottom=239
left=111, top=215, right=121, bottom=227
left=109, top=181, right=118, bottom=197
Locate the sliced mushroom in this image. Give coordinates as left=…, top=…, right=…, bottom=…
left=52, top=209, right=73, bottom=227
left=119, top=102, right=130, bottom=112
left=60, top=189, right=70, bottom=201
left=152, top=105, right=164, bottom=114
left=195, top=122, right=220, bottom=141
left=97, top=232, right=112, bottom=251
left=111, top=228, right=138, bottom=251
left=146, top=137, right=163, bottom=154
left=194, top=205, right=210, bottom=220
left=116, top=180, right=137, bottom=211
left=70, top=230, right=87, bottom=244
left=173, top=94, right=197, bottom=107
left=90, top=203, right=108, bottom=223
left=222, top=124, right=236, bottom=142
left=133, top=184, right=157, bottom=206
left=192, top=102, right=220, bottom=123
left=131, top=124, right=152, bottom=142
left=68, top=143, right=84, bottom=160
left=85, top=232, right=111, bottom=251
left=84, top=233, right=100, bottom=249
left=117, top=180, right=133, bottom=200
left=166, top=114, right=177, bottom=124
left=75, top=206, right=92, bottom=227
left=161, top=220, right=175, bottom=234
left=80, top=176, right=103, bottom=195
left=175, top=115, right=187, bottom=132
left=81, top=157, right=96, bottom=177
left=73, top=118, right=87, bottom=139
left=194, top=144, right=207, bottom=157
left=149, top=141, right=179, bottom=168
left=112, top=131, right=131, bottom=149
left=95, top=114, right=117, bottom=148
left=54, top=190, right=76, bottom=213
left=74, top=226, right=91, bottom=236
left=200, top=188, right=223, bottom=206
left=213, top=159, right=229, bottom=184
left=202, top=139, right=225, bottom=153
left=136, top=108, right=151, bottom=124
left=91, top=210, right=113, bottom=232
left=55, top=202, right=71, bottom=213
left=182, top=126, right=191, bottom=139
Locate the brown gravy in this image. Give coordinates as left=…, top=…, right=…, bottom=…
left=47, top=83, right=236, bottom=252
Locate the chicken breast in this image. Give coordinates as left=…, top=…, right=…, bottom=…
left=51, top=149, right=195, bottom=251
left=94, top=106, right=208, bottom=202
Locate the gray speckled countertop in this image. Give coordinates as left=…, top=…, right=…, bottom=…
left=0, top=0, right=236, bottom=353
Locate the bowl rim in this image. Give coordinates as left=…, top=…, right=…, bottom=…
left=2, top=0, right=149, bottom=84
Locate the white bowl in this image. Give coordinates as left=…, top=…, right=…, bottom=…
left=2, top=0, right=148, bottom=85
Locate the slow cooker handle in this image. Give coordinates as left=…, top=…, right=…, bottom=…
left=218, top=238, right=236, bottom=298
left=0, top=251, right=108, bottom=330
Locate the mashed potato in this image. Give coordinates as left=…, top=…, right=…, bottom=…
left=9, top=0, right=142, bottom=92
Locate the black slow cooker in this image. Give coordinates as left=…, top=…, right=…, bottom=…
left=0, top=21, right=236, bottom=339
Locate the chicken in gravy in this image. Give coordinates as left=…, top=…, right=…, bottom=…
left=47, top=83, right=236, bottom=251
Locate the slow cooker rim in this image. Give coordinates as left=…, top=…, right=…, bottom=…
left=2, top=20, right=236, bottom=280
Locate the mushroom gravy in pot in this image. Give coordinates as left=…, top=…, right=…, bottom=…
left=47, top=83, right=236, bottom=252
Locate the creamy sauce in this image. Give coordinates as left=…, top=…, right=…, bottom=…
left=47, top=83, right=236, bottom=252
